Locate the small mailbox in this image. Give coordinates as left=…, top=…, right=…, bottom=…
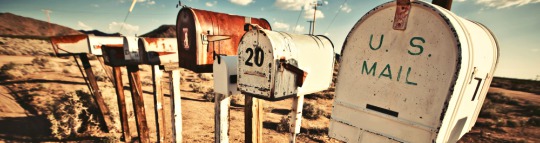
left=213, top=55, right=239, bottom=95
left=50, top=34, right=123, bottom=55
left=237, top=29, right=334, bottom=100
left=176, top=7, right=271, bottom=73
left=328, top=1, right=499, bottom=143
left=101, top=36, right=142, bottom=66
left=138, top=37, right=178, bottom=66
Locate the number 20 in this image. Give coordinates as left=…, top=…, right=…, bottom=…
left=245, top=47, right=264, bottom=67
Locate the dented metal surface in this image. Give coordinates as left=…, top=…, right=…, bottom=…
left=139, top=37, right=179, bottom=66
left=176, top=7, right=271, bottom=73
left=329, top=1, right=499, bottom=143
left=50, top=34, right=123, bottom=55
left=237, top=29, right=334, bottom=101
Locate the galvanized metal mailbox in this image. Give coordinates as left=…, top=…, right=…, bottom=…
left=237, top=29, right=335, bottom=100
left=329, top=1, right=499, bottom=143
left=138, top=37, right=178, bottom=66
left=176, top=7, right=272, bottom=73
left=213, top=55, right=239, bottom=95
left=50, top=34, right=123, bottom=55
left=101, top=36, right=142, bottom=66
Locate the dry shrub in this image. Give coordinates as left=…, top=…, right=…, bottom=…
left=32, top=56, right=50, bottom=67
left=528, top=117, right=540, bottom=127
left=276, top=116, right=291, bottom=133
left=141, top=76, right=153, bottom=86
left=0, top=62, right=39, bottom=79
left=230, top=94, right=243, bottom=105
left=198, top=73, right=213, bottom=81
left=303, top=102, right=325, bottom=120
left=95, top=69, right=109, bottom=82
left=203, top=91, right=216, bottom=102
left=189, top=83, right=212, bottom=93
left=47, top=90, right=102, bottom=140
left=488, top=92, right=520, bottom=105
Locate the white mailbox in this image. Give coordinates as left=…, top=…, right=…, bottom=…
left=329, top=1, right=499, bottom=143
left=237, top=29, right=334, bottom=100
left=123, top=36, right=143, bottom=65
left=138, top=37, right=178, bottom=66
left=213, top=55, right=239, bottom=95
left=50, top=35, right=123, bottom=55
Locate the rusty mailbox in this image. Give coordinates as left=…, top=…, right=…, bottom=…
left=237, top=29, right=335, bottom=100
left=213, top=55, right=240, bottom=95
left=329, top=1, right=499, bottom=143
left=50, top=34, right=123, bottom=55
left=139, top=37, right=178, bottom=66
left=176, top=7, right=271, bottom=73
left=102, top=36, right=142, bottom=66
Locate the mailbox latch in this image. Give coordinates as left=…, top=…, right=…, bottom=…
left=278, top=59, right=308, bottom=87
left=393, top=0, right=412, bottom=30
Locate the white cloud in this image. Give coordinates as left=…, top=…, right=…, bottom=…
left=293, top=25, right=305, bottom=33
left=275, top=0, right=316, bottom=11
left=229, top=0, right=253, bottom=6
left=261, top=7, right=265, bottom=11
left=304, top=8, right=324, bottom=19
left=461, top=0, right=540, bottom=9
left=532, top=48, right=540, bottom=52
left=206, top=1, right=217, bottom=7
left=324, top=1, right=329, bottom=5
left=78, top=21, right=93, bottom=30
left=92, top=4, right=100, bottom=8
left=137, top=0, right=146, bottom=2
left=273, top=22, right=290, bottom=31
left=324, top=33, right=330, bottom=36
left=108, top=22, right=139, bottom=35
left=340, top=3, right=352, bottom=13
left=147, top=1, right=156, bottom=5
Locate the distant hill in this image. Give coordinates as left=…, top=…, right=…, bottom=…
left=78, top=30, right=121, bottom=36
left=0, top=12, right=82, bottom=38
left=140, top=25, right=176, bottom=38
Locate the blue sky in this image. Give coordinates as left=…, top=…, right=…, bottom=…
left=0, top=0, right=539, bottom=80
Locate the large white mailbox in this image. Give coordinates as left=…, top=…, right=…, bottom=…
left=50, top=34, right=123, bottom=55
left=329, top=1, right=499, bottom=143
left=213, top=55, right=239, bottom=95
left=237, top=29, right=334, bottom=100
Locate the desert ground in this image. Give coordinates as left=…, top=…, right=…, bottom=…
left=0, top=36, right=539, bottom=142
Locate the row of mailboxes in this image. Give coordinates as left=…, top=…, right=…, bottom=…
left=176, top=7, right=272, bottom=73
left=101, top=37, right=178, bottom=67
left=50, top=34, right=123, bottom=55
left=328, top=1, right=499, bottom=143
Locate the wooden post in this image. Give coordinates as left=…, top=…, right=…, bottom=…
left=432, top=0, right=453, bottom=10
left=112, top=67, right=131, bottom=143
left=79, top=54, right=113, bottom=132
left=245, top=96, right=263, bottom=143
left=214, top=93, right=230, bottom=143
left=170, top=69, right=183, bottom=142
left=152, top=65, right=166, bottom=143
left=126, top=65, right=151, bottom=143
left=289, top=95, right=305, bottom=143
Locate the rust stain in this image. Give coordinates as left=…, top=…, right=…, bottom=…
left=50, top=34, right=88, bottom=44
left=103, top=44, right=124, bottom=48
left=143, top=38, right=163, bottom=45
left=243, top=71, right=266, bottom=77
left=155, top=51, right=176, bottom=56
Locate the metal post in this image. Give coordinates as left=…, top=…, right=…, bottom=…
left=152, top=65, right=166, bottom=143
left=112, top=67, right=131, bottom=142
left=215, top=93, right=230, bottom=143
left=289, top=94, right=305, bottom=143
left=245, top=96, right=263, bottom=143
left=79, top=54, right=113, bottom=132
left=126, top=65, right=150, bottom=143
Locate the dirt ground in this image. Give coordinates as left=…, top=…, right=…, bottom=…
left=0, top=38, right=539, bottom=143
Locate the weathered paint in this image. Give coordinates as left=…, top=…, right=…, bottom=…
left=237, top=29, right=334, bottom=100
left=50, top=34, right=122, bottom=55
left=139, top=37, right=179, bottom=66
left=329, top=1, right=499, bottom=143
left=101, top=44, right=127, bottom=67
left=213, top=55, right=240, bottom=95
left=176, top=7, right=271, bottom=73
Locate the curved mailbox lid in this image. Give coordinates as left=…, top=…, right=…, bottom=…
left=176, top=7, right=272, bottom=73
left=50, top=34, right=123, bottom=55
left=329, top=1, right=499, bottom=143
left=213, top=55, right=239, bottom=95
left=237, top=29, right=334, bottom=100
left=138, top=37, right=178, bottom=65
left=88, top=35, right=124, bottom=55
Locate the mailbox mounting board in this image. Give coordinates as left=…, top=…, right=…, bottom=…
left=329, top=1, right=499, bottom=143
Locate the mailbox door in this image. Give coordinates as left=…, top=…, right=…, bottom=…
left=50, top=35, right=89, bottom=55
left=87, top=35, right=123, bottom=56
left=238, top=30, right=276, bottom=99
left=123, top=36, right=142, bottom=65
left=101, top=44, right=126, bottom=66
left=330, top=1, right=461, bottom=143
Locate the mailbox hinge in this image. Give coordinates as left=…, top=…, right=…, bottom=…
left=393, top=0, right=412, bottom=30
left=278, top=59, right=307, bottom=87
